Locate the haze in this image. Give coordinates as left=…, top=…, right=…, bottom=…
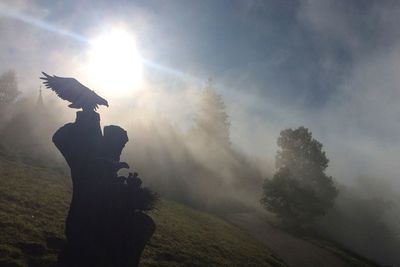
left=1, top=1, right=400, bottom=265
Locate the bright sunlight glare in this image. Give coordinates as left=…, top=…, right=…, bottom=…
left=86, top=28, right=143, bottom=95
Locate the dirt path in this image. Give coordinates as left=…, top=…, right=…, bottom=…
left=226, top=213, right=353, bottom=267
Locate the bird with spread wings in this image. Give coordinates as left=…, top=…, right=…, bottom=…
left=40, top=72, right=109, bottom=111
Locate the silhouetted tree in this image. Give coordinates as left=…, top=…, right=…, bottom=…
left=0, top=70, right=20, bottom=106
left=261, top=127, right=338, bottom=227
left=192, top=80, right=230, bottom=148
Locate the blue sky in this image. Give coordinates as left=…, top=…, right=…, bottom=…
left=1, top=0, right=351, bottom=105
left=1, top=0, right=400, bottom=185
left=0, top=1, right=381, bottom=102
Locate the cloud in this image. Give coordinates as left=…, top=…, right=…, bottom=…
left=264, top=0, right=400, bottom=186
left=211, top=1, right=400, bottom=190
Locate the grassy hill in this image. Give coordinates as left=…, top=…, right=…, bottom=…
left=0, top=155, right=286, bottom=267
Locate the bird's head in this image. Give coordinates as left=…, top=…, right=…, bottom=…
left=99, top=98, right=109, bottom=107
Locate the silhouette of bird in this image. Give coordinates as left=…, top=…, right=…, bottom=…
left=40, top=72, right=109, bottom=111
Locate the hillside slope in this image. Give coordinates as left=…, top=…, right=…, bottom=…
left=0, top=155, right=286, bottom=267
left=226, top=213, right=378, bottom=267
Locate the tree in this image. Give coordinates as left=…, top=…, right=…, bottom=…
left=0, top=70, right=20, bottom=105
left=192, top=80, right=230, bottom=148
left=261, top=127, right=338, bottom=226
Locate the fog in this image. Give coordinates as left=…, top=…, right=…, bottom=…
left=1, top=0, right=400, bottom=265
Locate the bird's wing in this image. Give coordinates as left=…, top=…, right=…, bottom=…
left=40, top=72, right=90, bottom=103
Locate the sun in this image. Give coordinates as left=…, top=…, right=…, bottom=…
left=86, top=28, right=143, bottom=95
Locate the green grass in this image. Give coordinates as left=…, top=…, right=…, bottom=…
left=0, top=155, right=286, bottom=267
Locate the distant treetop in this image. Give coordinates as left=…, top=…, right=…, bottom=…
left=0, top=69, right=20, bottom=105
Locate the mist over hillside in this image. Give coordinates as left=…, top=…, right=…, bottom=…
left=0, top=84, right=267, bottom=212
left=1, top=78, right=400, bottom=265
left=2, top=0, right=400, bottom=265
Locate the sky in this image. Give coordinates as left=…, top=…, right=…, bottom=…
left=1, top=0, right=400, bottom=186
